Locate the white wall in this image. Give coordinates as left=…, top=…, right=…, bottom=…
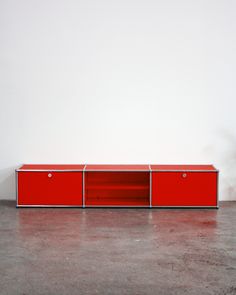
left=0, top=0, right=236, bottom=200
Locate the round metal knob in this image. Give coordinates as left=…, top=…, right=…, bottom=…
left=182, top=173, right=187, bottom=178
left=48, top=173, right=52, bottom=178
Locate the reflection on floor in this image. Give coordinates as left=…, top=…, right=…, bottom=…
left=0, top=201, right=235, bottom=295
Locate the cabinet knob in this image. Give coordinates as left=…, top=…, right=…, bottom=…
left=48, top=173, right=52, bottom=178
left=182, top=173, right=187, bottom=178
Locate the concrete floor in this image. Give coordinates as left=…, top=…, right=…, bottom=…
left=0, top=201, right=236, bottom=295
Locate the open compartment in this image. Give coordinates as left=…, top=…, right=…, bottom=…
left=85, top=172, right=150, bottom=206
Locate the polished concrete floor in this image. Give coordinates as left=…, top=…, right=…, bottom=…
left=0, top=201, right=236, bottom=295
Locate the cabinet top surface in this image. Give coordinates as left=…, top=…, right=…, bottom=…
left=18, top=164, right=86, bottom=171
left=17, top=164, right=218, bottom=172
left=150, top=165, right=217, bottom=171
left=85, top=165, right=150, bottom=171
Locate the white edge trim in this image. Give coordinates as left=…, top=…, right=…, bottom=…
left=16, top=171, right=18, bottom=207
left=83, top=165, right=87, bottom=208
left=16, top=205, right=218, bottom=208
left=149, top=164, right=152, bottom=208
left=82, top=205, right=151, bottom=208
left=151, top=206, right=219, bottom=209
left=217, top=170, right=219, bottom=208
left=84, top=170, right=150, bottom=172
left=16, top=205, right=84, bottom=208
left=151, top=170, right=219, bottom=172
left=16, top=169, right=85, bottom=172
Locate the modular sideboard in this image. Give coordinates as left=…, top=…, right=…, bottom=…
left=16, top=164, right=219, bottom=208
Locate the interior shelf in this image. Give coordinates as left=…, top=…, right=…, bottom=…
left=86, top=185, right=149, bottom=190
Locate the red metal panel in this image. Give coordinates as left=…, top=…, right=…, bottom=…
left=151, top=165, right=217, bottom=171
left=152, top=172, right=217, bottom=207
left=85, top=172, right=150, bottom=206
left=18, top=172, right=83, bottom=206
left=85, top=165, right=150, bottom=171
left=18, top=164, right=85, bottom=171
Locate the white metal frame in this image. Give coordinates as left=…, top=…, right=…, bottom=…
left=82, top=165, right=87, bottom=208
left=15, top=170, right=18, bottom=207
left=149, top=165, right=152, bottom=208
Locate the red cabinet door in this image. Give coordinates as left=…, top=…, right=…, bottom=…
left=152, top=172, right=218, bottom=207
left=17, top=172, right=83, bottom=206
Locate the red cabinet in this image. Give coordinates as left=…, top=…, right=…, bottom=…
left=16, top=164, right=218, bottom=208
left=17, top=165, right=84, bottom=206
left=151, top=165, right=218, bottom=208
left=152, top=172, right=217, bottom=207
